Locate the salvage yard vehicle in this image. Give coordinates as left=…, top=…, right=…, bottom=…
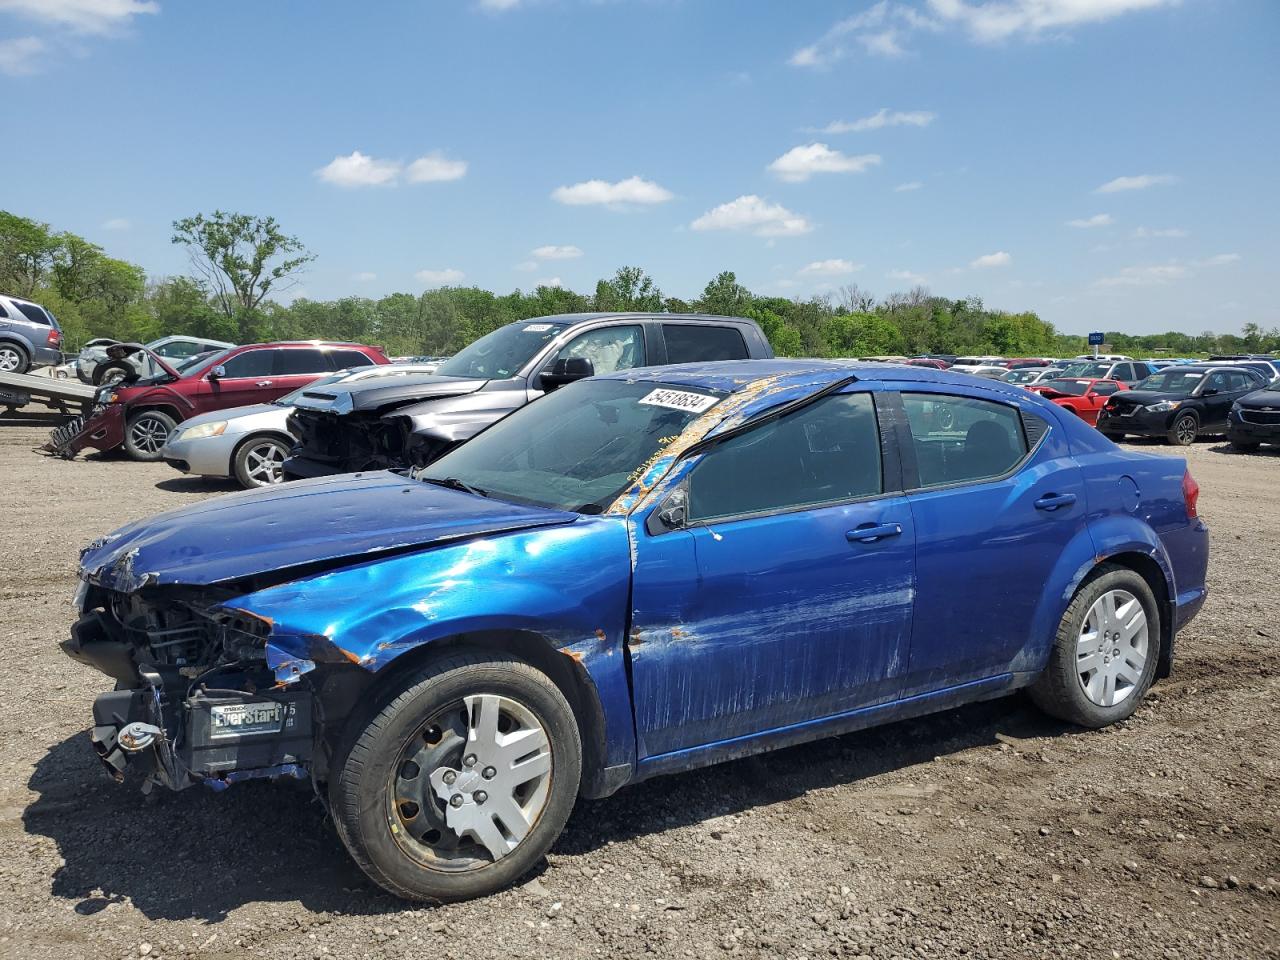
left=77, top=334, right=235, bottom=386
left=45, top=341, right=388, bottom=461
left=0, top=293, right=63, bottom=374
left=1226, top=377, right=1280, bottom=451
left=282, top=312, right=773, bottom=480
left=1097, top=364, right=1268, bottom=445
left=161, top=362, right=441, bottom=488
left=64, top=359, right=1209, bottom=902
left=1027, top=377, right=1129, bottom=426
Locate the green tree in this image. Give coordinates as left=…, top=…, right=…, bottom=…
left=697, top=270, right=753, bottom=316
left=171, top=211, right=315, bottom=339
left=594, top=266, right=663, bottom=312
left=0, top=211, right=59, bottom=296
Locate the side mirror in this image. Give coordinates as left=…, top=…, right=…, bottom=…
left=209, top=365, right=227, bottom=380
left=1200, top=387, right=1218, bottom=397
left=539, top=356, right=594, bottom=390
left=645, top=484, right=688, bottom=535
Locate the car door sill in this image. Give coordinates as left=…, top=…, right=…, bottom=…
left=633, top=673, right=1017, bottom=781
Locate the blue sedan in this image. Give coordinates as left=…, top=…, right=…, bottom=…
left=65, top=359, right=1209, bottom=901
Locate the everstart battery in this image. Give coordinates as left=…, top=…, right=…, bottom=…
left=183, top=688, right=312, bottom=776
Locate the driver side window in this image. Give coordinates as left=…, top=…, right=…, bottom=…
left=554, top=325, right=645, bottom=376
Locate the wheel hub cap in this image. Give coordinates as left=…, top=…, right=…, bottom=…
left=1076, top=588, right=1149, bottom=707
left=245, top=443, right=284, bottom=484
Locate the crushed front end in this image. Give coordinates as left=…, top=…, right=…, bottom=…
left=63, top=583, right=315, bottom=792
left=43, top=387, right=125, bottom=459
left=283, top=407, right=413, bottom=478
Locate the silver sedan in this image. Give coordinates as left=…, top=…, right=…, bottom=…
left=160, top=364, right=439, bottom=488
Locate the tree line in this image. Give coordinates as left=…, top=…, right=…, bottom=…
left=2, top=209, right=1275, bottom=360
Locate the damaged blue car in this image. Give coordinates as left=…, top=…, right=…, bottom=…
left=64, top=359, right=1209, bottom=901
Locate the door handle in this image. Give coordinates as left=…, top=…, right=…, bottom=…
left=1034, top=492, right=1077, bottom=511
left=847, top=522, right=903, bottom=543
left=256, top=380, right=274, bottom=387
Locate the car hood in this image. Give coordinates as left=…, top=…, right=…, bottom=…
left=1238, top=388, right=1280, bottom=409
left=290, top=374, right=488, bottom=416
left=1110, top=389, right=1187, bottom=404
left=180, top=402, right=288, bottom=431
left=80, top=470, right=577, bottom=591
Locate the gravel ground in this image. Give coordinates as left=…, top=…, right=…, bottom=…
left=1, top=411, right=1277, bottom=960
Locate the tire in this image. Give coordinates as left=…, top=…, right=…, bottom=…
left=92, top=361, right=132, bottom=386
left=1229, top=440, right=1260, bottom=453
left=1167, top=412, right=1198, bottom=446
left=233, top=435, right=290, bottom=488
left=330, top=650, right=582, bottom=902
left=123, top=410, right=177, bottom=461
left=1028, top=564, right=1161, bottom=728
left=0, top=343, right=29, bottom=375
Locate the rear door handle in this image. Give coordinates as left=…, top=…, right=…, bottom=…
left=847, top=522, right=903, bottom=543
left=256, top=380, right=274, bottom=387
left=1035, top=492, right=1077, bottom=511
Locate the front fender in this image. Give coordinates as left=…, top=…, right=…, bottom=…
left=224, top=517, right=637, bottom=771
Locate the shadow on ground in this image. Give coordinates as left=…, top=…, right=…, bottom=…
left=154, top=475, right=241, bottom=493
left=23, top=694, right=1073, bottom=921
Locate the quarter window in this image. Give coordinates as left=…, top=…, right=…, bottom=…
left=554, top=325, right=645, bottom=375
left=663, top=324, right=749, bottom=363
left=331, top=349, right=376, bottom=370
left=901, top=394, right=1029, bottom=488
left=14, top=302, right=49, bottom=325
left=687, top=392, right=882, bottom=522
left=219, top=349, right=275, bottom=378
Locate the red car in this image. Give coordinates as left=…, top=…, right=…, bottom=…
left=906, top=357, right=951, bottom=369
left=47, top=341, right=388, bottom=460
left=1027, top=377, right=1129, bottom=426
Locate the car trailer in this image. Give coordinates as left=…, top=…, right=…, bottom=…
left=0, top=369, right=97, bottom=417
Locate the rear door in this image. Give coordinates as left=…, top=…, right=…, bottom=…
left=661, top=323, right=751, bottom=364
left=271, top=347, right=337, bottom=398
left=886, top=387, right=1089, bottom=695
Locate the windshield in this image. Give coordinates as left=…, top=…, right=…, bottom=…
left=179, top=347, right=233, bottom=377
left=1039, top=379, right=1093, bottom=396
left=1004, top=369, right=1045, bottom=383
left=435, top=320, right=568, bottom=380
left=1058, top=362, right=1095, bottom=376
left=1134, top=370, right=1206, bottom=394
left=419, top=379, right=726, bottom=513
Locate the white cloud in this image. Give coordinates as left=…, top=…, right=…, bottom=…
left=1133, top=226, right=1188, bottom=238
left=416, top=268, right=465, bottom=287
left=0, top=0, right=159, bottom=35
left=101, top=217, right=130, bottom=231
left=406, top=151, right=467, bottom=183
left=1197, top=253, right=1240, bottom=266
left=551, top=176, right=673, bottom=207
left=800, top=259, right=864, bottom=276
left=533, top=277, right=563, bottom=288
left=970, top=251, right=1011, bottom=268
left=928, top=0, right=1178, bottom=43
left=1066, top=213, right=1113, bottom=228
left=888, top=268, right=928, bottom=285
left=316, top=151, right=401, bottom=187
left=768, top=143, right=881, bottom=182
left=353, top=271, right=377, bottom=282
left=893, top=181, right=924, bottom=192
left=531, top=244, right=583, bottom=260
left=1095, top=173, right=1178, bottom=193
left=690, top=195, right=813, bottom=238
left=0, top=36, right=44, bottom=75
left=789, top=1, right=937, bottom=66
left=1094, top=264, right=1189, bottom=287
left=817, top=108, right=937, bottom=134
left=478, top=0, right=521, bottom=9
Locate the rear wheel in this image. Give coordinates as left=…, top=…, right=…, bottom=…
left=123, top=410, right=177, bottom=461
left=1029, top=565, right=1161, bottom=728
left=330, top=651, right=581, bottom=902
left=233, top=435, right=290, bottom=488
left=1167, top=412, right=1198, bottom=446
left=0, top=343, right=28, bottom=374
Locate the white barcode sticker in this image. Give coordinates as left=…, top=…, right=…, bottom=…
left=523, top=323, right=554, bottom=332
left=638, top=388, right=719, bottom=413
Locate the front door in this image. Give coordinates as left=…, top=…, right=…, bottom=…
left=628, top=388, right=917, bottom=759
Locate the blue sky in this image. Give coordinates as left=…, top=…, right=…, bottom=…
left=1, top=0, right=1276, bottom=335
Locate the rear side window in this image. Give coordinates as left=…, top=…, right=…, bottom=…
left=275, top=348, right=332, bottom=375
left=154, top=340, right=203, bottom=359
left=219, top=349, right=275, bottom=378
left=663, top=324, right=749, bottom=363
left=901, top=394, right=1029, bottom=488
left=14, top=302, right=49, bottom=325
left=688, top=392, right=882, bottom=521
left=331, top=349, right=375, bottom=370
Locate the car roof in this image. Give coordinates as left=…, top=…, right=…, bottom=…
left=230, top=341, right=377, bottom=349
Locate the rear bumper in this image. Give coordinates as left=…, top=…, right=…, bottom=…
left=29, top=344, right=61, bottom=368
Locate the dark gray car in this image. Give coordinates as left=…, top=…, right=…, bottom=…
left=0, top=293, right=63, bottom=373
left=283, top=312, right=773, bottom=478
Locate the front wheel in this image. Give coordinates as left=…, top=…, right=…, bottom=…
left=123, top=410, right=177, bottom=461
left=1029, top=564, right=1161, bottom=728
left=1167, top=413, right=1198, bottom=446
left=330, top=651, right=582, bottom=902
left=233, top=435, right=290, bottom=487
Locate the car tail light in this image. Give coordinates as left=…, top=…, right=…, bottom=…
left=1182, top=469, right=1200, bottom=520
left=47, top=329, right=61, bottom=347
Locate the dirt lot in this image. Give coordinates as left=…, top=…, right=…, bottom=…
left=1, top=411, right=1276, bottom=960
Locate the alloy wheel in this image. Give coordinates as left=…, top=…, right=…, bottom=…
left=129, top=415, right=170, bottom=454
left=389, top=693, right=552, bottom=871
left=0, top=347, right=22, bottom=372
left=1176, top=416, right=1196, bottom=445
left=1075, top=588, right=1149, bottom=707
left=243, top=440, right=286, bottom=485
